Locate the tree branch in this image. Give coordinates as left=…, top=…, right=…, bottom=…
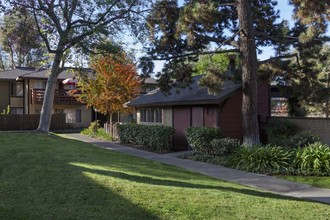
left=148, top=49, right=240, bottom=61
left=258, top=53, right=301, bottom=68
left=33, top=11, right=56, bottom=53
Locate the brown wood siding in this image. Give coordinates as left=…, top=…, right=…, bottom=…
left=204, top=106, right=218, bottom=128
left=220, top=90, right=243, bottom=141
left=192, top=106, right=203, bottom=127
left=0, top=81, right=9, bottom=111
left=173, top=106, right=191, bottom=150
left=258, top=82, right=270, bottom=122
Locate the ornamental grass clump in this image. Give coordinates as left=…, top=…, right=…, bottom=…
left=293, top=142, right=330, bottom=176
left=229, top=145, right=294, bottom=175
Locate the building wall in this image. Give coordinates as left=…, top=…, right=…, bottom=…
left=173, top=106, right=191, bottom=150
left=10, top=97, right=24, bottom=108
left=0, top=81, right=9, bottom=111
left=192, top=106, right=203, bottom=127
left=220, top=90, right=243, bottom=141
left=163, top=107, right=173, bottom=126
left=56, top=105, right=92, bottom=128
left=279, top=117, right=330, bottom=145
left=258, top=82, right=270, bottom=122
left=204, top=105, right=218, bottom=128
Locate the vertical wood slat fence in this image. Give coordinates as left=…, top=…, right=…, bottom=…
left=0, top=114, right=67, bottom=131
left=104, top=122, right=121, bottom=140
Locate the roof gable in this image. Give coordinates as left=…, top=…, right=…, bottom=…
left=127, top=75, right=242, bottom=107
left=0, top=67, right=88, bottom=80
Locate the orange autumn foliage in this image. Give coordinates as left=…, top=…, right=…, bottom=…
left=74, top=54, right=140, bottom=116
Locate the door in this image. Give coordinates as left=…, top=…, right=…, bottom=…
left=173, top=106, right=191, bottom=150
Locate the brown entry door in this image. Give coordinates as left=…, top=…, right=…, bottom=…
left=173, top=107, right=191, bottom=151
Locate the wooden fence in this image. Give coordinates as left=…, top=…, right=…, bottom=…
left=104, top=122, right=120, bottom=140
left=0, top=114, right=67, bottom=131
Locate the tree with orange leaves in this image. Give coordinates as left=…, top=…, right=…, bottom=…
left=74, top=53, right=140, bottom=129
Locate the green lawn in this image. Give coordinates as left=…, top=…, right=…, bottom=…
left=0, top=133, right=329, bottom=220
left=278, top=176, right=330, bottom=189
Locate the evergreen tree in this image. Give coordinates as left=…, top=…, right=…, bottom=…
left=142, top=0, right=293, bottom=145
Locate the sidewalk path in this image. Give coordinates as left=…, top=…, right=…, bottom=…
left=63, top=133, right=330, bottom=205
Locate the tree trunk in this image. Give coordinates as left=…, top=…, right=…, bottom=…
left=237, top=0, right=260, bottom=146
left=9, top=45, right=15, bottom=69
left=36, top=52, right=63, bottom=132
left=109, top=113, right=113, bottom=137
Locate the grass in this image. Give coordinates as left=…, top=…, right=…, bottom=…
left=0, top=133, right=330, bottom=220
left=278, top=176, right=330, bottom=189
left=81, top=127, right=112, bottom=141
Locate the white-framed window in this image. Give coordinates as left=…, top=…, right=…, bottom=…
left=10, top=81, right=23, bottom=97
left=141, top=108, right=162, bottom=123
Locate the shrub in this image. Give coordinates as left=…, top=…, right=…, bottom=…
left=229, top=145, right=293, bottom=174
left=117, top=123, right=174, bottom=152
left=266, top=118, right=299, bottom=146
left=81, top=121, right=112, bottom=141
left=178, top=151, right=213, bottom=163
left=210, top=138, right=240, bottom=155
left=294, top=142, right=330, bottom=176
left=178, top=151, right=231, bottom=167
left=186, top=127, right=223, bottom=154
left=285, top=131, right=320, bottom=149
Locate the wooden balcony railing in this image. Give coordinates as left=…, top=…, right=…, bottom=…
left=31, top=89, right=82, bottom=105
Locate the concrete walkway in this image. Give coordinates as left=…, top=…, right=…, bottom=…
left=63, top=133, right=330, bottom=205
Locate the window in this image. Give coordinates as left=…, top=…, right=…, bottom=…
left=76, top=109, right=82, bottom=123
left=140, top=108, right=162, bottom=123
left=155, top=108, right=162, bottom=123
left=10, top=81, right=23, bottom=96
left=141, top=109, right=146, bottom=122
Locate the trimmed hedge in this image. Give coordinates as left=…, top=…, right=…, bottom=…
left=266, top=118, right=299, bottom=146
left=186, top=127, right=223, bottom=155
left=210, top=138, right=240, bottom=155
left=117, top=123, right=174, bottom=152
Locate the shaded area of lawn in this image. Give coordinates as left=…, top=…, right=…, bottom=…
left=278, top=176, right=330, bottom=189
left=0, top=133, right=329, bottom=220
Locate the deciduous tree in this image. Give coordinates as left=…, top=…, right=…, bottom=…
left=74, top=53, right=140, bottom=132
left=0, top=7, right=46, bottom=68
left=4, top=0, right=150, bottom=132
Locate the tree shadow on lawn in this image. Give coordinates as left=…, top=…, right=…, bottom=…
left=70, top=162, right=305, bottom=203
left=0, top=132, right=316, bottom=220
left=0, top=136, right=160, bottom=220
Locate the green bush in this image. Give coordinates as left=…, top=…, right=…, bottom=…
left=210, top=138, right=240, bottom=155
left=81, top=121, right=112, bottom=141
left=178, top=151, right=231, bottom=167
left=266, top=118, right=299, bottom=146
left=294, top=142, right=330, bottom=176
left=186, top=127, right=223, bottom=155
left=117, top=123, right=174, bottom=152
left=229, top=145, right=293, bottom=174
left=285, top=131, right=320, bottom=149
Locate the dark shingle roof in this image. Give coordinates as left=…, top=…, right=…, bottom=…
left=127, top=75, right=242, bottom=107
left=0, top=67, right=85, bottom=80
